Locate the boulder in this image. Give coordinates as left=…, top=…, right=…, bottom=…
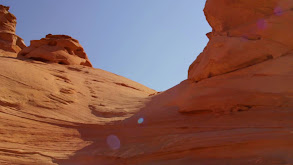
left=18, top=34, right=92, bottom=67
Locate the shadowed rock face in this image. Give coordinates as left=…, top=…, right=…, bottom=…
left=0, top=5, right=26, bottom=55
left=18, top=34, right=93, bottom=67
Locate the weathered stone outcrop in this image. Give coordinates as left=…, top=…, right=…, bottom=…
left=0, top=5, right=26, bottom=55
left=18, top=34, right=93, bottom=67
left=0, top=0, right=293, bottom=165
left=183, top=0, right=293, bottom=114
left=188, top=0, right=293, bottom=82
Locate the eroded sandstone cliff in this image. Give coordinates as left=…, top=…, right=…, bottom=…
left=0, top=0, right=292, bottom=165
left=181, top=0, right=293, bottom=113
left=0, top=5, right=25, bottom=57
left=189, top=0, right=293, bottom=82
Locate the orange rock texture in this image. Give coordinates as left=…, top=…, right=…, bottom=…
left=0, top=0, right=293, bottom=165
left=189, top=0, right=293, bottom=81
left=186, top=0, right=293, bottom=113
left=18, top=34, right=93, bottom=67
left=0, top=5, right=26, bottom=56
left=0, top=57, right=156, bottom=164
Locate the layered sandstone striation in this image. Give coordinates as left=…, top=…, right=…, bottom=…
left=189, top=0, right=293, bottom=82
left=18, top=34, right=93, bottom=67
left=184, top=0, right=293, bottom=113
left=0, top=56, right=156, bottom=164
left=0, top=5, right=25, bottom=56
left=0, top=0, right=293, bottom=165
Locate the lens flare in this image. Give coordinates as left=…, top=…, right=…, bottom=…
left=106, top=135, right=120, bottom=150
left=138, top=118, right=144, bottom=124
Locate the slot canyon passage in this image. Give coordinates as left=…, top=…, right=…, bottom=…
left=0, top=0, right=293, bottom=164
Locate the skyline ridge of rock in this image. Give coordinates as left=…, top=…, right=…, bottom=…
left=18, top=34, right=93, bottom=67
left=188, top=0, right=293, bottom=82
left=0, top=4, right=26, bottom=56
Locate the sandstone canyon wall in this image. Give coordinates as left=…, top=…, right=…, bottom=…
left=0, top=5, right=25, bottom=57
left=180, top=0, right=293, bottom=113
left=0, top=1, right=292, bottom=165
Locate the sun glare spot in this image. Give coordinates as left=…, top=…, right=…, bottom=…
left=138, top=118, right=144, bottom=124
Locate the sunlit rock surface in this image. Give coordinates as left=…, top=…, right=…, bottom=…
left=0, top=0, right=293, bottom=165
left=18, top=34, right=93, bottom=67
left=189, top=0, right=293, bottom=81
left=184, top=0, right=293, bottom=114
left=0, top=5, right=26, bottom=56
left=0, top=56, right=156, bottom=164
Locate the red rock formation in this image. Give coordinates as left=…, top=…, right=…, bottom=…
left=0, top=56, right=156, bottom=164
left=0, top=0, right=292, bottom=165
left=18, top=34, right=93, bottom=67
left=184, top=0, right=293, bottom=113
left=189, top=0, right=293, bottom=82
left=0, top=5, right=26, bottom=56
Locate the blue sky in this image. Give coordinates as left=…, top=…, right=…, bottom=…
left=2, top=0, right=211, bottom=91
